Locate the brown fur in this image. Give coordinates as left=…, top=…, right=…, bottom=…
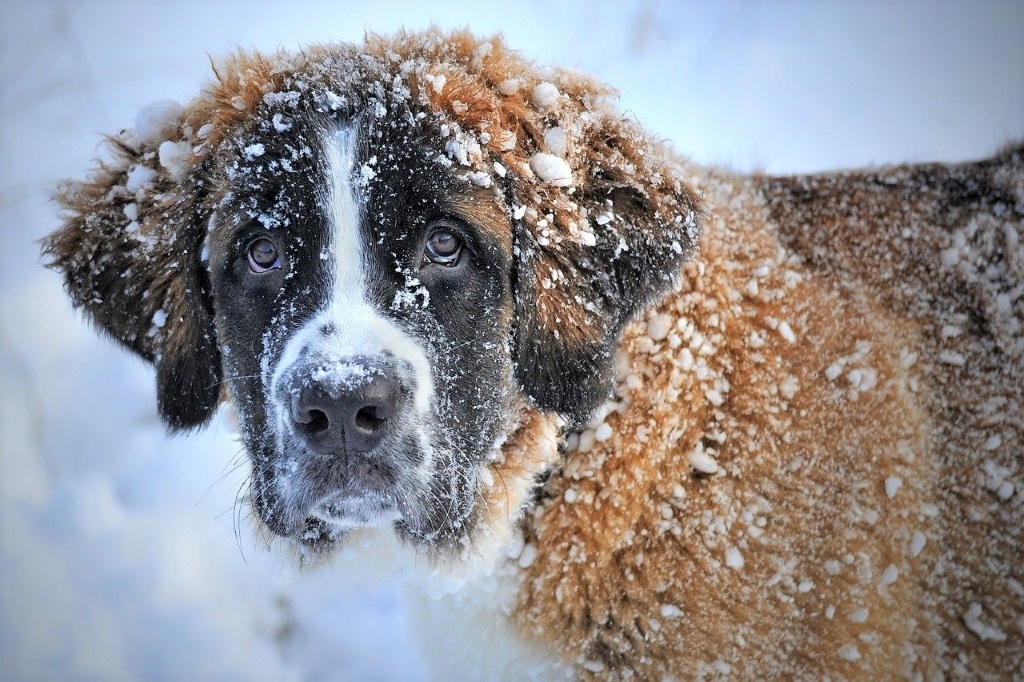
left=42, top=29, right=1023, bottom=678
left=516, top=155, right=1024, bottom=677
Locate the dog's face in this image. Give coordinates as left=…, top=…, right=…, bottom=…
left=209, top=107, right=518, bottom=546
left=44, top=31, right=701, bottom=562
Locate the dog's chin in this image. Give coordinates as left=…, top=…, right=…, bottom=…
left=309, top=491, right=402, bottom=529
left=284, top=507, right=478, bottom=565
left=285, top=495, right=401, bottom=559
left=269, top=487, right=401, bottom=544
left=256, top=479, right=479, bottom=558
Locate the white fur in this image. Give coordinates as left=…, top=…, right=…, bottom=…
left=267, top=123, right=437, bottom=522
left=292, top=525, right=568, bottom=678
left=271, top=123, right=434, bottom=411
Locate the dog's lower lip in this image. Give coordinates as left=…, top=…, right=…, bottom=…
left=319, top=490, right=381, bottom=510
left=309, top=489, right=398, bottom=525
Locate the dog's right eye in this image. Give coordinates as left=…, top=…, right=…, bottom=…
left=247, top=238, right=281, bottom=273
left=424, top=229, right=463, bottom=266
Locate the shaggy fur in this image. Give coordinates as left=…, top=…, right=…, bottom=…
left=43, top=29, right=1022, bottom=678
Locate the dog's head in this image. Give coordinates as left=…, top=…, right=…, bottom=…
left=43, top=30, right=701, bottom=563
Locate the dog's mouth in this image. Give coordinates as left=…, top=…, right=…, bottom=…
left=249, top=434, right=475, bottom=550
left=255, top=451, right=483, bottom=556
left=307, top=488, right=401, bottom=529
left=275, top=448, right=412, bottom=535
left=274, top=476, right=478, bottom=557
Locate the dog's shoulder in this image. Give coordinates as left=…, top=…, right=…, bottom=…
left=515, top=151, right=1024, bottom=677
left=758, top=143, right=1024, bottom=353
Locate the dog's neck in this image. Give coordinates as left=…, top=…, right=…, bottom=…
left=479, top=397, right=563, bottom=548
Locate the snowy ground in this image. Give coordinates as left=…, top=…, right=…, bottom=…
left=1, top=1, right=1021, bottom=679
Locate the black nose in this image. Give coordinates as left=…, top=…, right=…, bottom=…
left=289, top=360, right=402, bottom=454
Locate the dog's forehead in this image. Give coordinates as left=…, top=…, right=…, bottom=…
left=209, top=95, right=512, bottom=257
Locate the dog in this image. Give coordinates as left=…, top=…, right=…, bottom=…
left=43, top=29, right=1023, bottom=678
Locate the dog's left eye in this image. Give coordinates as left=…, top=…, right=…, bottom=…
left=423, top=228, right=463, bottom=267
left=247, top=238, right=281, bottom=273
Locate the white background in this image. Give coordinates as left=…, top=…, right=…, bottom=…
left=2, top=1, right=1022, bottom=679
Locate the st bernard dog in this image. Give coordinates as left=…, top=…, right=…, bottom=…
left=44, top=29, right=1023, bottom=679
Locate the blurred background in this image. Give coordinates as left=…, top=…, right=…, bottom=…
left=2, top=1, right=1022, bottom=679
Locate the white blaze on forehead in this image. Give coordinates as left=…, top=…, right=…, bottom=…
left=320, top=124, right=434, bottom=413
left=324, top=125, right=365, bottom=302
left=270, top=123, right=434, bottom=417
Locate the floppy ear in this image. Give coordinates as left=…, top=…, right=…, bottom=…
left=42, top=111, right=221, bottom=430
left=509, top=155, right=702, bottom=424
left=502, top=75, right=704, bottom=425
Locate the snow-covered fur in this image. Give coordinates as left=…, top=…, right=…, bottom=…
left=43, top=29, right=1023, bottom=678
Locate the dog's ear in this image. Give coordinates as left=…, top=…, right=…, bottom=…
left=408, top=36, right=705, bottom=424
left=498, top=73, right=704, bottom=424
left=42, top=105, right=221, bottom=430
left=509, top=160, right=702, bottom=424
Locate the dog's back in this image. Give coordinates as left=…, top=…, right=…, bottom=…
left=515, top=147, right=1024, bottom=678
left=765, top=147, right=1024, bottom=675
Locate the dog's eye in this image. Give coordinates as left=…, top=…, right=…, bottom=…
left=247, top=238, right=281, bottom=273
left=423, top=228, right=463, bottom=267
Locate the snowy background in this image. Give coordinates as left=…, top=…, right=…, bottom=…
left=1, top=1, right=1021, bottom=679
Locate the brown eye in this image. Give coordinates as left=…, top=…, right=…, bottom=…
left=247, top=238, right=280, bottom=273
left=424, top=229, right=463, bottom=266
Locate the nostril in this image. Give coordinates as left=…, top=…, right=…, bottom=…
left=295, top=408, right=330, bottom=435
left=307, top=409, right=329, bottom=433
left=354, top=405, right=386, bottom=433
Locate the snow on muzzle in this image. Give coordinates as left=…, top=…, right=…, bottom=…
left=261, top=348, right=433, bottom=534
left=285, top=355, right=404, bottom=456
